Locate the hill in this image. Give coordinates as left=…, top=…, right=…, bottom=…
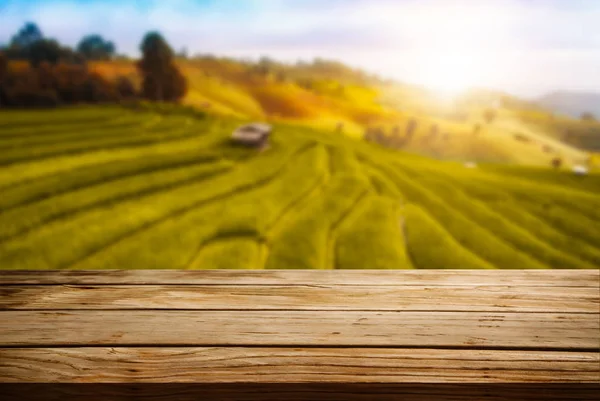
left=0, top=106, right=598, bottom=270
left=537, top=91, right=600, bottom=119
left=89, top=58, right=597, bottom=169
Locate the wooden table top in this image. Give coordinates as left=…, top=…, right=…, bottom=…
left=1, top=270, right=599, bottom=400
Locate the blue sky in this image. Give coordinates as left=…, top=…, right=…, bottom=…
left=1, top=0, right=599, bottom=97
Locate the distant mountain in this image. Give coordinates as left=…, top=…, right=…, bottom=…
left=536, top=91, right=600, bottom=119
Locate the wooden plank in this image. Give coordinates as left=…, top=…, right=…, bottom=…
left=1, top=347, right=598, bottom=383
left=1, top=270, right=598, bottom=286
left=1, top=311, right=597, bottom=349
left=1, top=284, right=598, bottom=313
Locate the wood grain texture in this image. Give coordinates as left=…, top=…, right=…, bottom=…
left=1, top=270, right=598, bottom=400
left=2, top=269, right=598, bottom=286
left=1, top=310, right=597, bottom=349
left=1, top=347, right=598, bottom=383
left=1, top=284, right=598, bottom=312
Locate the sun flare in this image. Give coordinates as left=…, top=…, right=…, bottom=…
left=415, top=48, right=486, bottom=98
left=394, top=1, right=518, bottom=99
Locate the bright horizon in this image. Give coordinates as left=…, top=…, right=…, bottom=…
left=1, top=0, right=599, bottom=99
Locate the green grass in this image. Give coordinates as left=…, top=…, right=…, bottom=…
left=65, top=142, right=325, bottom=270
left=396, top=165, right=594, bottom=269
left=404, top=205, right=493, bottom=269
left=189, top=237, right=262, bottom=270
left=335, top=195, right=411, bottom=269
left=0, top=161, right=233, bottom=242
left=265, top=174, right=369, bottom=269
left=0, top=106, right=598, bottom=269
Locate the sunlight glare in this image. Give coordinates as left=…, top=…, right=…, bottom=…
left=393, top=0, right=518, bottom=99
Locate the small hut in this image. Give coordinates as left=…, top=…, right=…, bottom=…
left=573, top=165, right=589, bottom=176
left=232, top=123, right=272, bottom=149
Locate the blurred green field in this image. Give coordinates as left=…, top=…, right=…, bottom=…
left=0, top=106, right=598, bottom=269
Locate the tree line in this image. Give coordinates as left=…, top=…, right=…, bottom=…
left=0, top=22, right=187, bottom=109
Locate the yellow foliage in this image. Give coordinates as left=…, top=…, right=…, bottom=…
left=84, top=58, right=595, bottom=167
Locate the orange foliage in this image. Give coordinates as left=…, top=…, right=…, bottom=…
left=248, top=85, right=321, bottom=119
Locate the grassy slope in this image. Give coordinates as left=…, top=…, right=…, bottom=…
left=0, top=107, right=598, bottom=270
left=90, top=60, right=598, bottom=169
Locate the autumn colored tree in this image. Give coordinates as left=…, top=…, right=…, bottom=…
left=137, top=32, right=187, bottom=102
left=51, top=63, right=87, bottom=103
left=83, top=72, right=119, bottom=102
left=1, top=63, right=59, bottom=107
left=115, top=76, right=137, bottom=99
left=36, top=61, right=57, bottom=91
left=0, top=24, right=128, bottom=109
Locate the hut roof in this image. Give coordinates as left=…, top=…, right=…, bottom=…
left=232, top=123, right=271, bottom=140
left=573, top=165, right=589, bottom=175
left=232, top=123, right=272, bottom=147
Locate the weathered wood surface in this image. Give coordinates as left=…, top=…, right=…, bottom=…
left=1, top=310, right=597, bottom=349
left=1, top=270, right=598, bottom=400
left=2, top=284, right=598, bottom=312
left=1, top=348, right=598, bottom=383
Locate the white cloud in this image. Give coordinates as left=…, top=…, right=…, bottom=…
left=1, top=0, right=599, bottom=96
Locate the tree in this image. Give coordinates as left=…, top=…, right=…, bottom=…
left=77, top=35, right=116, bottom=60
left=82, top=72, right=119, bottom=103
left=136, top=32, right=187, bottom=102
left=10, top=22, right=43, bottom=50
left=0, top=52, right=7, bottom=79
left=27, top=39, right=64, bottom=67
left=551, top=157, right=562, bottom=169
left=406, top=118, right=417, bottom=140
left=52, top=63, right=88, bottom=103
left=4, top=22, right=43, bottom=60
left=255, top=56, right=276, bottom=76
left=581, top=112, right=596, bottom=122
left=0, top=62, right=59, bottom=108
left=36, top=61, right=56, bottom=90
left=483, top=109, right=497, bottom=124
left=0, top=52, right=7, bottom=107
left=115, top=76, right=137, bottom=99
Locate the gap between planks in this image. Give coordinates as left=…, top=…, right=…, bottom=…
left=1, top=270, right=598, bottom=286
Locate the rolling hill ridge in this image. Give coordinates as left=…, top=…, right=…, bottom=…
left=91, top=57, right=600, bottom=169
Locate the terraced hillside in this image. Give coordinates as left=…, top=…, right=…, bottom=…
left=90, top=59, right=597, bottom=169
left=0, top=107, right=599, bottom=270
